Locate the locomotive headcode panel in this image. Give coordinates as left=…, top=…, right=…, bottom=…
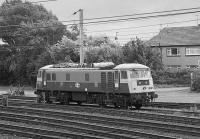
left=35, top=63, right=157, bottom=109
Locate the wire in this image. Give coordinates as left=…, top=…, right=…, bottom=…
left=118, top=32, right=158, bottom=37
left=1, top=1, right=200, bottom=26
left=0, top=12, right=198, bottom=31
left=59, top=10, right=200, bottom=25
left=106, top=32, right=158, bottom=38
left=0, top=23, right=71, bottom=29
left=2, top=0, right=57, bottom=5
left=60, top=6, right=200, bottom=23
left=83, top=10, right=200, bottom=25
left=0, top=5, right=199, bottom=38
left=86, top=19, right=196, bottom=33
left=0, top=3, right=199, bottom=27
left=82, top=7, right=200, bottom=21
left=29, top=0, right=57, bottom=3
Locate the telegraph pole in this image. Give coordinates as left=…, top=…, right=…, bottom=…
left=79, top=9, right=84, bottom=66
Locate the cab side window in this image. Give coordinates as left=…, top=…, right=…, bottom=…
left=52, top=73, right=56, bottom=80
left=37, top=71, right=41, bottom=78
left=66, top=73, right=70, bottom=81
left=121, top=71, right=127, bottom=79
left=85, top=73, right=89, bottom=81
left=115, top=71, right=119, bottom=79
left=46, top=73, right=51, bottom=80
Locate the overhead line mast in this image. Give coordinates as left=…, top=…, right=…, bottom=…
left=79, top=9, right=84, bottom=66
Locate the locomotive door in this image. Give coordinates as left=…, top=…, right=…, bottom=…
left=42, top=70, right=46, bottom=87
left=101, top=72, right=106, bottom=90
left=101, top=72, right=114, bottom=91
left=107, top=72, right=114, bottom=92
left=114, top=71, right=120, bottom=91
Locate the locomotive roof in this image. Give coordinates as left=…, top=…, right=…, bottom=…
left=40, top=65, right=111, bottom=71
left=114, top=63, right=149, bottom=70
left=40, top=63, right=149, bottom=71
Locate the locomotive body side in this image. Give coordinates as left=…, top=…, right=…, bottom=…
left=35, top=63, right=157, bottom=109
left=36, top=66, right=117, bottom=104
left=37, top=68, right=116, bottom=93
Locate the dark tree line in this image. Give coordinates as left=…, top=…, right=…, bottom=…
left=0, top=0, right=75, bottom=85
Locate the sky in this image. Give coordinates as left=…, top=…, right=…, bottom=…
left=2, top=0, right=200, bottom=44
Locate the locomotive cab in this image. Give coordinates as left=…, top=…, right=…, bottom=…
left=114, top=63, right=157, bottom=108
left=128, top=68, right=155, bottom=93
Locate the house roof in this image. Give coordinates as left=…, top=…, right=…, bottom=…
left=147, top=26, right=200, bottom=47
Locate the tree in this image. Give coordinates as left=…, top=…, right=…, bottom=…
left=0, top=0, right=65, bottom=46
left=84, top=36, right=123, bottom=64
left=0, top=0, right=66, bottom=85
left=122, top=38, right=163, bottom=71
left=51, top=36, right=79, bottom=63
left=64, top=24, right=79, bottom=41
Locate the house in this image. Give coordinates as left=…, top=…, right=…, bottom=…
left=147, top=26, right=200, bottom=71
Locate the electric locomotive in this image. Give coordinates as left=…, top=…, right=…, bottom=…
left=35, top=62, right=157, bottom=109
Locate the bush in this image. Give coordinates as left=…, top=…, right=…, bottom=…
left=152, top=70, right=190, bottom=86
left=191, top=78, right=200, bottom=91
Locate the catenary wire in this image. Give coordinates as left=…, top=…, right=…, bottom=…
left=75, top=6, right=200, bottom=21
left=86, top=19, right=196, bottom=33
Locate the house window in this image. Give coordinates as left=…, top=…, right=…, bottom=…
left=177, top=66, right=181, bottom=71
left=66, top=73, right=70, bottom=81
left=85, top=73, right=89, bottom=81
left=186, top=48, right=200, bottom=56
left=121, top=71, right=127, bottom=79
left=52, top=73, right=56, bottom=80
left=186, top=65, right=198, bottom=70
left=186, top=66, right=190, bottom=70
left=167, top=48, right=180, bottom=56
left=167, top=65, right=181, bottom=71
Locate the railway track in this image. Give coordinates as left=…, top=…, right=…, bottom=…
left=5, top=98, right=200, bottom=118
left=1, top=95, right=200, bottom=118
left=0, top=122, right=103, bottom=139
left=146, top=102, right=200, bottom=109
left=0, top=105, right=199, bottom=138
left=0, top=110, right=174, bottom=139
left=1, top=95, right=200, bottom=109
left=0, top=96, right=200, bottom=138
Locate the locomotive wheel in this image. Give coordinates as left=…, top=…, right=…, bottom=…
left=114, top=103, right=120, bottom=108
left=37, top=96, right=42, bottom=103
left=77, top=101, right=82, bottom=105
left=65, top=99, right=69, bottom=105
left=60, top=98, right=69, bottom=105
left=37, top=93, right=44, bottom=103
left=99, top=102, right=106, bottom=107
left=135, top=100, right=142, bottom=109
left=47, top=100, right=52, bottom=104
left=135, top=104, right=142, bottom=109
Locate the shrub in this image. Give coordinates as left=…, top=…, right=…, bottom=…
left=152, top=70, right=190, bottom=86
left=191, top=78, right=200, bottom=91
